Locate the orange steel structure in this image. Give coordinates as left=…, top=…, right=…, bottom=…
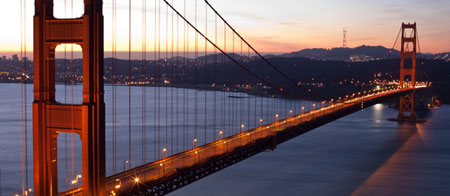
left=397, top=23, right=417, bottom=121
left=32, top=0, right=105, bottom=196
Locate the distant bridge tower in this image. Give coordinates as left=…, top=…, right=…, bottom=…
left=33, top=0, right=105, bottom=196
left=392, top=22, right=421, bottom=122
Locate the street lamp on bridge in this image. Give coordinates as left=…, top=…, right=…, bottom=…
left=193, top=138, right=198, bottom=148
left=218, top=130, right=223, bottom=140
left=123, top=160, right=129, bottom=172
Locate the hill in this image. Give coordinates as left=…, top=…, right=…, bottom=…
left=282, top=45, right=450, bottom=62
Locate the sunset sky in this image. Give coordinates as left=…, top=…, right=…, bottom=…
left=1, top=0, right=449, bottom=56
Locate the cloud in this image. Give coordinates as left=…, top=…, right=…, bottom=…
left=248, top=35, right=304, bottom=52
left=225, top=11, right=267, bottom=22
left=348, top=37, right=377, bottom=42
left=420, top=29, right=450, bottom=39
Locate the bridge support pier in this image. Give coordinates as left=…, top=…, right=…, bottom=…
left=33, top=0, right=105, bottom=196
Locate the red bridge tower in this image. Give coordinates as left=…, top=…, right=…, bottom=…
left=32, top=0, right=105, bottom=196
left=390, top=22, right=425, bottom=122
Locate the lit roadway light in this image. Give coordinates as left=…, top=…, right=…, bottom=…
left=218, top=130, right=223, bottom=139
left=71, top=174, right=82, bottom=186
left=123, top=160, right=129, bottom=172
left=134, top=177, right=140, bottom=183
left=312, top=104, right=316, bottom=110
left=162, top=148, right=168, bottom=158
left=115, top=179, right=121, bottom=189
left=193, top=138, right=198, bottom=148
left=275, top=114, right=279, bottom=121
left=289, top=110, right=293, bottom=116
left=301, top=106, right=305, bottom=113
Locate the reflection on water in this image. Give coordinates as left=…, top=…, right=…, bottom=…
left=373, top=103, right=383, bottom=124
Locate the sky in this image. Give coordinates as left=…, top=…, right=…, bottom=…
left=1, top=0, right=450, bottom=56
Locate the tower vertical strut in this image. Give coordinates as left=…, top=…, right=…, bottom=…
left=32, top=0, right=105, bottom=195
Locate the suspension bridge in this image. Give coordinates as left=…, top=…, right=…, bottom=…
left=9, top=0, right=431, bottom=195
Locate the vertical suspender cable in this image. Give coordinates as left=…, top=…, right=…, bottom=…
left=171, top=0, right=175, bottom=156
left=213, top=12, right=217, bottom=142
left=112, top=0, right=117, bottom=173
left=223, top=22, right=226, bottom=136
left=23, top=0, right=29, bottom=189
left=158, top=0, right=162, bottom=159
left=231, top=32, right=235, bottom=134
left=165, top=2, right=169, bottom=154
left=194, top=0, right=198, bottom=145
left=142, top=0, right=147, bottom=164
left=20, top=0, right=25, bottom=194
left=176, top=5, right=180, bottom=153
left=204, top=3, right=208, bottom=144
left=154, top=0, right=158, bottom=162
left=128, top=0, right=132, bottom=169
left=183, top=0, right=187, bottom=151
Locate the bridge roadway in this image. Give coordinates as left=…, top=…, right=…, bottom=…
left=61, top=86, right=427, bottom=196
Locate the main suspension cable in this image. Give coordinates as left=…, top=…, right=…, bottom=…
left=163, top=0, right=286, bottom=97
left=203, top=0, right=325, bottom=100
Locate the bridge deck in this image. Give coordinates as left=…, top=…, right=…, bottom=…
left=60, top=86, right=426, bottom=196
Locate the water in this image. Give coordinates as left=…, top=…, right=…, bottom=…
left=169, top=104, right=450, bottom=196
left=0, top=83, right=449, bottom=195
left=0, top=83, right=305, bottom=195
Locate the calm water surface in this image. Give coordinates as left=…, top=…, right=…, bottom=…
left=0, top=83, right=449, bottom=196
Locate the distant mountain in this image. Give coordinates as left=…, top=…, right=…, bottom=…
left=281, top=45, right=450, bottom=63
left=282, top=45, right=400, bottom=62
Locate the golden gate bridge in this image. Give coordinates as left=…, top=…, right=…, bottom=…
left=7, top=0, right=431, bottom=195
